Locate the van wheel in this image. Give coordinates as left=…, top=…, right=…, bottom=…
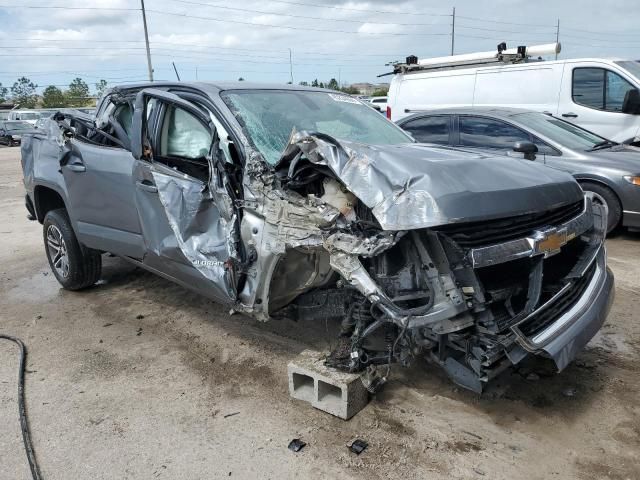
left=580, top=182, right=621, bottom=234
left=43, top=209, right=102, bottom=290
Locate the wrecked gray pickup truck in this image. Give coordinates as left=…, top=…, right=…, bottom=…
left=21, top=82, right=614, bottom=392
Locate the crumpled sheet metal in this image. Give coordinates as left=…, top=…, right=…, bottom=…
left=281, top=132, right=583, bottom=231
left=152, top=169, right=237, bottom=299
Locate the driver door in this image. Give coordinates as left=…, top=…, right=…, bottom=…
left=130, top=89, right=242, bottom=304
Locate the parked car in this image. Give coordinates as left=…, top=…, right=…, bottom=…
left=368, top=96, right=387, bottom=113
left=21, top=82, right=613, bottom=392
left=8, top=110, right=41, bottom=125
left=388, top=51, right=640, bottom=144
left=0, top=121, right=37, bottom=146
left=397, top=107, right=640, bottom=233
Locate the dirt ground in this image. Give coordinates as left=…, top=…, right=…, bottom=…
left=1, top=146, right=639, bottom=480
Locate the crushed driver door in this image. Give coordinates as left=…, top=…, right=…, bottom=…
left=130, top=88, right=242, bottom=304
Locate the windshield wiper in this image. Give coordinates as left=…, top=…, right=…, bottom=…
left=589, top=140, right=617, bottom=151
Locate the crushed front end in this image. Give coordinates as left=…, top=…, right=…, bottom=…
left=243, top=132, right=613, bottom=393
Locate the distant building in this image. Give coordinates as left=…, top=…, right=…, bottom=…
left=349, top=83, right=390, bottom=95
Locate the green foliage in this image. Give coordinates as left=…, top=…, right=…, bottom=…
left=371, top=88, right=388, bottom=97
left=11, top=77, right=38, bottom=108
left=95, top=79, right=108, bottom=97
left=42, top=86, right=67, bottom=108
left=327, top=78, right=339, bottom=90
left=238, top=77, right=245, bottom=81
left=298, top=81, right=309, bottom=86
left=311, top=79, right=319, bottom=87
left=66, top=77, right=90, bottom=107
left=0, top=83, right=7, bottom=103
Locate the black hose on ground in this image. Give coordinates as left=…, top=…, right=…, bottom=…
left=0, top=335, right=43, bottom=480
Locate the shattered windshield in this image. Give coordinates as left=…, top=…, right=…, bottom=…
left=221, top=89, right=412, bottom=164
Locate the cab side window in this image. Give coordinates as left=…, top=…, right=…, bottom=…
left=573, top=68, right=637, bottom=112
left=401, top=116, right=450, bottom=144
left=459, top=116, right=530, bottom=149
left=154, top=104, right=212, bottom=181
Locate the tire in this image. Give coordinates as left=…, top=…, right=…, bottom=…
left=43, top=209, right=102, bottom=290
left=579, top=181, right=622, bottom=234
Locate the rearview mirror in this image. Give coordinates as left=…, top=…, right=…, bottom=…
left=513, top=141, right=538, bottom=160
left=622, top=89, right=640, bottom=114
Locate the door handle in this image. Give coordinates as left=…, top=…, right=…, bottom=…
left=562, top=112, right=578, bottom=118
left=66, top=162, right=86, bottom=172
left=136, top=180, right=158, bottom=193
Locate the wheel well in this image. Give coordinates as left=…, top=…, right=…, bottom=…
left=34, top=186, right=66, bottom=224
left=577, top=178, right=622, bottom=204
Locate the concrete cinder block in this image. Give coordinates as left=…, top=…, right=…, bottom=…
left=288, top=349, right=370, bottom=420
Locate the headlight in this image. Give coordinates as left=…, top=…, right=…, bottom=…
left=11, top=135, right=21, bottom=140
left=623, top=175, right=640, bottom=186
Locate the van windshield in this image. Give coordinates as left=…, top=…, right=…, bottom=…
left=615, top=61, right=640, bottom=82
left=512, top=112, right=608, bottom=151
left=221, top=90, right=412, bottom=165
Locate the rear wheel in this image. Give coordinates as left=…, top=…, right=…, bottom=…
left=43, top=209, right=102, bottom=290
left=579, top=181, right=621, bottom=234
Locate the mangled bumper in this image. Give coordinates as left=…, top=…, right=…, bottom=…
left=510, top=246, right=614, bottom=370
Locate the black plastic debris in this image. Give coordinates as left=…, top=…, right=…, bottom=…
left=288, top=439, right=306, bottom=452
left=348, top=439, right=368, bottom=455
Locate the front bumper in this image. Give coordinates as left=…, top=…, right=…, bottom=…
left=510, top=246, right=614, bottom=370
left=623, top=209, right=640, bottom=230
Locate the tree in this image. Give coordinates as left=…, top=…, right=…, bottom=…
left=42, top=86, right=67, bottom=108
left=298, top=81, right=309, bottom=86
left=327, top=78, right=339, bottom=90
left=11, top=77, right=38, bottom=108
left=372, top=88, right=388, bottom=97
left=0, top=83, right=7, bottom=103
left=319, top=82, right=325, bottom=89
left=95, top=79, right=108, bottom=97
left=311, top=79, right=319, bottom=87
left=66, top=77, right=90, bottom=107
left=238, top=77, right=245, bottom=81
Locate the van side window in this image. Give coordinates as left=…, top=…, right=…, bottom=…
left=573, top=68, right=636, bottom=112
left=401, top=116, right=450, bottom=144
left=459, top=117, right=529, bottom=149
left=154, top=104, right=212, bottom=181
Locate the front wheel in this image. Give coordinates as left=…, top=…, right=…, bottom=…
left=43, top=209, right=102, bottom=290
left=580, top=181, right=622, bottom=234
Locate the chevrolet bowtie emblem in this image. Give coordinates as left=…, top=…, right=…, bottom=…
left=534, top=228, right=569, bottom=257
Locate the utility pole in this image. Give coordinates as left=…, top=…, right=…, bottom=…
left=172, top=62, right=181, bottom=81
left=288, top=48, right=294, bottom=84
left=555, top=19, right=560, bottom=60
left=141, top=0, right=154, bottom=81
left=451, top=7, right=456, bottom=56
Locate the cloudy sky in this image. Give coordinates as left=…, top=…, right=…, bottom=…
left=1, top=0, right=639, bottom=94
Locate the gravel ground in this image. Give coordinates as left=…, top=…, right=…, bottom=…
left=1, top=146, right=639, bottom=480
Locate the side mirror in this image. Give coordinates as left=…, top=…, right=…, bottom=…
left=622, top=89, right=640, bottom=114
left=513, top=141, right=538, bottom=160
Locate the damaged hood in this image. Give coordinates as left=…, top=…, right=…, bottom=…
left=285, top=134, right=583, bottom=230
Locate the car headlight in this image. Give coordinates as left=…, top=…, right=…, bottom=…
left=623, top=175, right=640, bottom=186
left=11, top=135, right=21, bottom=140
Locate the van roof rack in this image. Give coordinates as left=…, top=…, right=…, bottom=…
left=378, top=42, right=561, bottom=77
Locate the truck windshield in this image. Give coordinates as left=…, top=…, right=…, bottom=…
left=221, top=90, right=412, bottom=165
left=512, top=112, right=608, bottom=151
left=615, top=60, right=640, bottom=82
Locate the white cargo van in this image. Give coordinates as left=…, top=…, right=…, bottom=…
left=387, top=44, right=640, bottom=144
left=7, top=110, right=41, bottom=126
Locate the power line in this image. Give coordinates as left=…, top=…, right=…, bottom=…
left=0, top=4, right=138, bottom=10
left=145, top=8, right=451, bottom=36
left=164, top=0, right=452, bottom=27
left=215, top=0, right=451, bottom=16
left=456, top=15, right=556, bottom=28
